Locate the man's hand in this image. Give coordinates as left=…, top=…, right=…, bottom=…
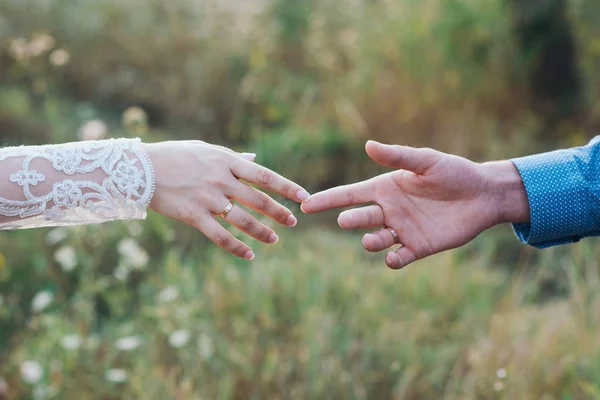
left=301, top=141, right=529, bottom=269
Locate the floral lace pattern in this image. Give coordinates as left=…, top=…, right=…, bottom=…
left=0, top=138, right=155, bottom=230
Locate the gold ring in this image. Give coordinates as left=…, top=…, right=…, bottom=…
left=219, top=201, right=235, bottom=218
left=385, top=226, right=400, bottom=244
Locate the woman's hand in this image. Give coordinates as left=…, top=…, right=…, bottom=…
left=302, top=141, right=529, bottom=269
left=143, top=141, right=310, bottom=260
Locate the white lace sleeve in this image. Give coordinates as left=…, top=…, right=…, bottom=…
left=0, top=138, right=155, bottom=230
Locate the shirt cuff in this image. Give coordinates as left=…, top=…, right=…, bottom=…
left=510, top=144, right=600, bottom=248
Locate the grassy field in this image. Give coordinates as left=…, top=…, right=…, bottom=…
left=2, top=0, right=600, bottom=398
left=4, top=222, right=600, bottom=399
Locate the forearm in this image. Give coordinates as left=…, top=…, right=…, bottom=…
left=0, top=138, right=154, bottom=230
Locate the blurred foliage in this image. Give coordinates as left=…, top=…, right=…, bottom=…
left=2, top=0, right=600, bottom=398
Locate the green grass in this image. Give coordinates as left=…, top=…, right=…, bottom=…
left=4, top=225, right=600, bottom=399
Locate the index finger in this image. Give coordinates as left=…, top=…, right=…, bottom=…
left=231, top=160, right=310, bottom=203
left=300, top=180, right=374, bottom=213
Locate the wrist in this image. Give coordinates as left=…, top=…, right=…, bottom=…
left=480, top=160, right=530, bottom=225
left=141, top=142, right=160, bottom=211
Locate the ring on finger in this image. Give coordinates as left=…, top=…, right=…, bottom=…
left=385, top=226, right=400, bottom=244
left=219, top=201, right=235, bottom=219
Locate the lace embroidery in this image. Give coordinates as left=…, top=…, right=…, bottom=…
left=0, top=138, right=155, bottom=230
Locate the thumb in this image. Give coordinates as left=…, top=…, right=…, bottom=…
left=365, top=140, right=441, bottom=174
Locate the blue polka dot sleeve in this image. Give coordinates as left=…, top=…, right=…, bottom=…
left=510, top=136, right=600, bottom=248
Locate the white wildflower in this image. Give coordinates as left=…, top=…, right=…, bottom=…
left=54, top=246, right=77, bottom=272
left=122, top=107, right=147, bottom=126
left=494, top=381, right=505, bottom=392
left=496, top=368, right=507, bottom=379
left=77, top=119, right=107, bottom=141
left=60, top=334, right=82, bottom=350
left=27, top=41, right=45, bottom=57
left=31, top=291, right=53, bottom=313
left=49, top=49, right=69, bottom=66
left=36, top=34, right=55, bottom=52
left=113, top=264, right=130, bottom=281
left=169, top=330, right=191, bottom=348
left=117, top=238, right=149, bottom=269
left=46, top=227, right=68, bottom=245
left=28, top=34, right=55, bottom=56
left=157, top=286, right=179, bottom=303
left=21, top=360, right=43, bottom=384
left=105, top=369, right=128, bottom=383
left=127, top=221, right=143, bottom=237
left=128, top=245, right=149, bottom=268
left=115, top=336, right=142, bottom=351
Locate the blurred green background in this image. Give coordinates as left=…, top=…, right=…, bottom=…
left=2, top=0, right=600, bottom=398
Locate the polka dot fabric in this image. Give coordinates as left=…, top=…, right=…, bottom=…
left=510, top=136, right=600, bottom=249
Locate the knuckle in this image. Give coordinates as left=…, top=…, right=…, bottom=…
left=239, top=215, right=254, bottom=230
left=345, top=190, right=355, bottom=205
left=235, top=245, right=247, bottom=257
left=173, top=209, right=189, bottom=224
left=194, top=191, right=212, bottom=206
left=274, top=207, right=286, bottom=222
left=393, top=152, right=406, bottom=166
left=257, top=169, right=273, bottom=185
left=214, top=233, right=231, bottom=247
left=365, top=210, right=373, bottom=226
left=280, top=183, right=292, bottom=196
left=207, top=177, right=227, bottom=191
left=261, top=229, right=272, bottom=242
left=376, top=233, right=386, bottom=248
left=175, top=205, right=195, bottom=225
left=254, top=193, right=270, bottom=210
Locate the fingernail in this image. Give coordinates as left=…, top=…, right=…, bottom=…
left=386, top=252, right=399, bottom=267
left=296, top=189, right=310, bottom=202
left=241, top=153, right=256, bottom=161
left=286, top=215, right=297, bottom=227
left=362, top=234, right=372, bottom=248
left=269, top=233, right=279, bottom=243
left=244, top=250, right=255, bottom=260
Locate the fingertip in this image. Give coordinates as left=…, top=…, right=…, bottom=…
left=286, top=215, right=298, bottom=227
left=361, top=234, right=370, bottom=249
left=366, top=139, right=384, bottom=150
left=385, top=252, right=400, bottom=269
left=365, top=140, right=387, bottom=161
left=300, top=202, right=312, bottom=214
left=241, top=152, right=257, bottom=161
left=365, top=140, right=375, bottom=153
left=296, top=189, right=311, bottom=202
left=337, top=212, right=351, bottom=229
left=244, top=250, right=255, bottom=260
left=361, top=233, right=375, bottom=250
